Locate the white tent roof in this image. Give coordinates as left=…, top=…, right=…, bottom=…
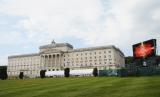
left=45, top=69, right=93, bottom=76
left=46, top=71, right=64, bottom=76
left=70, top=69, right=93, bottom=75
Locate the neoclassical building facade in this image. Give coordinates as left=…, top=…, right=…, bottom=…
left=7, top=40, right=125, bottom=78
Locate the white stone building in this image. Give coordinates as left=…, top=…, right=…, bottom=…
left=7, top=40, right=125, bottom=78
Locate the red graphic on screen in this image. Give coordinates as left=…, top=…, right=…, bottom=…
left=134, top=43, right=154, bottom=58
left=133, top=39, right=156, bottom=59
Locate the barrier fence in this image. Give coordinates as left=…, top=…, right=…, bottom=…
left=99, top=56, right=160, bottom=77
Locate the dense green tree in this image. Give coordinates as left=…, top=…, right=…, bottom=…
left=64, top=68, right=70, bottom=77
left=0, top=66, right=8, bottom=80
left=19, top=72, right=24, bottom=79
left=93, top=68, right=98, bottom=77
left=40, top=70, right=46, bottom=78
left=125, top=56, right=134, bottom=64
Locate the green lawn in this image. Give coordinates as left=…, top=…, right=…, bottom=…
left=0, top=76, right=160, bottom=97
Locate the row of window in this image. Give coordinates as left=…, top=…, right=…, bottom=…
left=9, top=62, right=40, bottom=66
left=48, top=69, right=59, bottom=71
left=64, top=51, right=112, bottom=57
left=64, top=55, right=112, bottom=61
left=8, top=66, right=40, bottom=70
left=9, top=58, right=39, bottom=62
left=64, top=62, right=113, bottom=66
left=8, top=71, right=39, bottom=75
left=64, top=58, right=112, bottom=62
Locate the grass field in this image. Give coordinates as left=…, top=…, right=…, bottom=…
left=0, top=76, right=160, bottom=97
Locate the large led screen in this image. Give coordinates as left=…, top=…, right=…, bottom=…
left=133, top=39, right=156, bottom=59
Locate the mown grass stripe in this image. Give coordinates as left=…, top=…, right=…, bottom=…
left=0, top=77, right=160, bottom=97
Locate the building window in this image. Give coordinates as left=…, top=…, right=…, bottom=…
left=109, top=51, right=111, bottom=53
left=99, top=52, right=101, bottom=54
left=99, top=56, right=101, bottom=58
left=76, top=54, right=78, bottom=56
left=85, top=53, right=87, bottom=55
left=95, top=56, right=96, bottom=59
left=95, top=52, right=96, bottom=54
left=104, top=55, right=106, bottom=58
left=104, top=51, right=106, bottom=53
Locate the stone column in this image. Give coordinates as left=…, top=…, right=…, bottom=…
left=45, top=55, right=47, bottom=67
left=48, top=55, right=50, bottom=67
left=59, top=54, right=61, bottom=68
left=55, top=54, right=57, bottom=67
left=57, top=54, right=59, bottom=67
left=47, top=55, right=49, bottom=69
left=41, top=55, right=44, bottom=69
left=44, top=55, right=46, bottom=67
left=48, top=55, right=51, bottom=67
left=51, top=54, right=53, bottom=67
left=53, top=54, right=55, bottom=67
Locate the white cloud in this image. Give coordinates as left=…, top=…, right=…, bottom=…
left=0, top=31, right=24, bottom=45
left=0, top=0, right=159, bottom=65
left=0, top=0, right=103, bottom=43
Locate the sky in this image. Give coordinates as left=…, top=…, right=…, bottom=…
left=0, top=0, right=160, bottom=65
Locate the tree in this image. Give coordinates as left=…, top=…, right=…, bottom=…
left=64, top=68, right=70, bottom=77
left=125, top=56, right=134, bottom=64
left=40, top=70, right=46, bottom=78
left=0, top=66, right=8, bottom=80
left=19, top=72, right=24, bottom=79
left=0, top=71, right=8, bottom=80
left=93, top=68, right=98, bottom=77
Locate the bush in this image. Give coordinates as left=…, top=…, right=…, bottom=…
left=0, top=71, right=8, bottom=80
left=40, top=70, right=46, bottom=78
left=93, top=68, right=98, bottom=77
left=0, top=66, right=8, bottom=80
left=64, top=68, right=70, bottom=77
left=19, top=72, right=24, bottom=79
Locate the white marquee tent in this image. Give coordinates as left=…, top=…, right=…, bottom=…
left=45, top=69, right=93, bottom=77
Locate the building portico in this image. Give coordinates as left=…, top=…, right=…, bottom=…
left=40, top=53, right=63, bottom=70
